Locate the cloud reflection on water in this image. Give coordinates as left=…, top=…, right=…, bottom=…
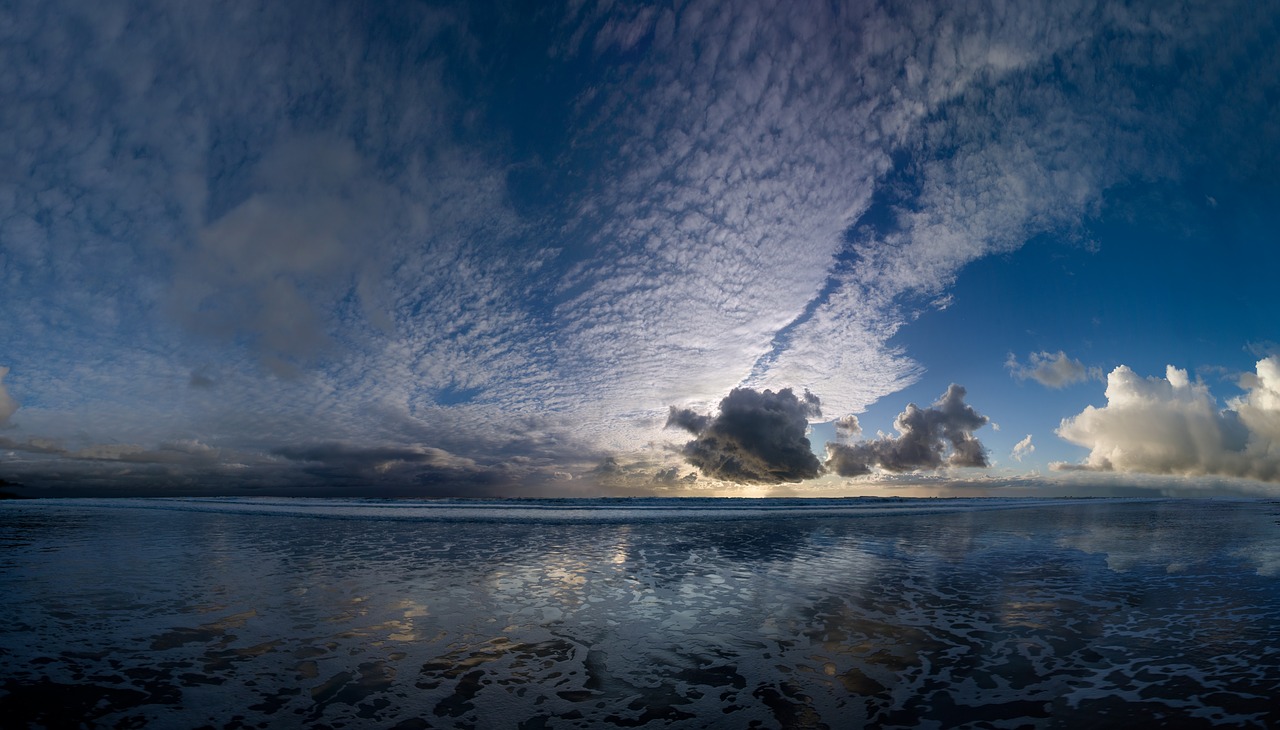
left=1, top=498, right=1278, bottom=727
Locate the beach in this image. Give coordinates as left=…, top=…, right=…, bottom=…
left=2, top=497, right=1278, bottom=728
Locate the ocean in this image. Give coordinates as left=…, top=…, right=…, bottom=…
left=1, top=497, right=1278, bottom=728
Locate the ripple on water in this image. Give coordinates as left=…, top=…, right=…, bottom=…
left=0, top=498, right=1278, bottom=728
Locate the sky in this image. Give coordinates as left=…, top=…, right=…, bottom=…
left=1, top=0, right=1279, bottom=497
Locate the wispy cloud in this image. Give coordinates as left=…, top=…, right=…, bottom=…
left=1011, top=434, right=1035, bottom=463
left=1007, top=351, right=1100, bottom=389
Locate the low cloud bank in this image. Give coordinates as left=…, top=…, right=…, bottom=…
left=825, top=384, right=990, bottom=476
left=1056, top=358, right=1280, bottom=483
left=0, top=435, right=223, bottom=465
left=667, top=388, right=822, bottom=484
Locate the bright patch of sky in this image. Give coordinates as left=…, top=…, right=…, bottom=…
left=1, top=0, right=1278, bottom=496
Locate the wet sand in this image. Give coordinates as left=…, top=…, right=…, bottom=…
left=1, top=497, right=1278, bottom=728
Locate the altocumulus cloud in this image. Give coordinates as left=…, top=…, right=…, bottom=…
left=1056, top=358, right=1280, bottom=483
left=2, top=1, right=1278, bottom=495
left=668, top=388, right=822, bottom=484
left=825, top=385, right=990, bottom=476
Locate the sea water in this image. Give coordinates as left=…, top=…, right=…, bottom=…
left=1, top=497, right=1278, bottom=728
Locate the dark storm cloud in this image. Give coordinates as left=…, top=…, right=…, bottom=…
left=671, top=388, right=822, bottom=484
left=0, top=435, right=571, bottom=497
left=823, top=444, right=873, bottom=477
left=665, top=406, right=711, bottom=435
left=0, top=436, right=225, bottom=465
left=272, top=442, right=478, bottom=471
left=264, top=441, right=533, bottom=494
left=825, top=384, right=989, bottom=476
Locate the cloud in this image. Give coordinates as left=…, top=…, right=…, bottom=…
left=272, top=442, right=479, bottom=474
left=554, top=0, right=1098, bottom=427
left=1011, top=434, right=1035, bottom=462
left=70, top=440, right=224, bottom=465
left=653, top=466, right=681, bottom=483
left=671, top=388, right=822, bottom=484
left=3, top=1, right=1279, bottom=495
left=0, top=436, right=64, bottom=455
left=652, top=465, right=701, bottom=485
left=665, top=406, right=712, bottom=435
left=189, top=370, right=216, bottom=388
left=0, top=435, right=233, bottom=466
left=834, top=415, right=862, bottom=440
left=577, top=453, right=700, bottom=493
left=171, top=134, right=396, bottom=374
left=0, top=367, right=17, bottom=426
left=1247, top=341, right=1280, bottom=358
left=1006, top=351, right=1098, bottom=388
left=1056, top=358, right=1280, bottom=483
left=825, top=384, right=989, bottom=476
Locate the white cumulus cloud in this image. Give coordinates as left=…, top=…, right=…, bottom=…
left=1056, top=358, right=1280, bottom=483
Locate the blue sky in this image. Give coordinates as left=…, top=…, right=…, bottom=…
left=2, top=0, right=1279, bottom=497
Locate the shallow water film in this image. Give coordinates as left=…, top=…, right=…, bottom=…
left=2, top=497, right=1279, bottom=729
